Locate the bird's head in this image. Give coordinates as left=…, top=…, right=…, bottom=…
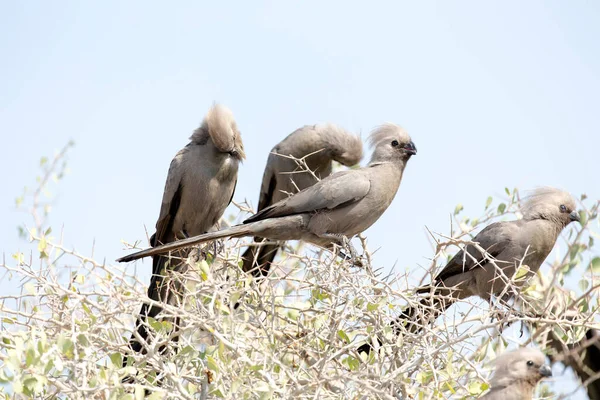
left=191, top=103, right=246, bottom=161
left=490, top=347, right=552, bottom=389
left=368, top=123, right=416, bottom=164
left=329, top=130, right=364, bottom=167
left=302, top=123, right=364, bottom=167
left=520, top=187, right=580, bottom=227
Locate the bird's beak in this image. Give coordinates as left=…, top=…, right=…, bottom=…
left=229, top=149, right=246, bottom=161
left=403, top=141, right=417, bottom=155
left=569, top=211, right=581, bottom=222
left=539, top=365, right=552, bottom=377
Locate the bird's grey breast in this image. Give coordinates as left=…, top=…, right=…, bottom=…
left=512, top=219, right=560, bottom=270
left=172, top=144, right=239, bottom=236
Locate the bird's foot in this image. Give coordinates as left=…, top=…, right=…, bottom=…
left=338, top=236, right=366, bottom=268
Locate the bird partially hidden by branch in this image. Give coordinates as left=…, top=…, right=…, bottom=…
left=121, top=103, right=245, bottom=376
left=358, top=188, right=580, bottom=354
left=480, top=347, right=552, bottom=400
left=240, top=123, right=363, bottom=279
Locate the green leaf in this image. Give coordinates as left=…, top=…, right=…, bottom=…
left=38, top=237, right=48, bottom=258
left=207, top=355, right=219, bottom=372
left=25, top=347, right=36, bottom=367
left=579, top=210, right=588, bottom=225
left=337, top=330, right=350, bottom=344
left=485, top=196, right=493, bottom=209
left=590, top=257, right=600, bottom=273
left=497, top=203, right=506, bottom=214
left=514, top=265, right=531, bottom=280
left=505, top=187, right=510, bottom=195
left=344, top=355, right=360, bottom=371
left=454, top=204, right=463, bottom=215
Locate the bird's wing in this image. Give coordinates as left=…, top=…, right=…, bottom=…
left=434, top=221, right=518, bottom=283
left=244, top=169, right=370, bottom=223
left=256, top=154, right=278, bottom=212
left=151, top=147, right=187, bottom=247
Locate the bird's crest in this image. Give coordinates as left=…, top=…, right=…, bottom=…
left=490, top=347, right=547, bottom=387
left=520, top=187, right=576, bottom=221
left=313, top=123, right=364, bottom=166
left=191, top=103, right=245, bottom=159
left=367, top=123, right=410, bottom=149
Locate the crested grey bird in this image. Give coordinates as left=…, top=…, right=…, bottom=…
left=241, top=123, right=363, bottom=277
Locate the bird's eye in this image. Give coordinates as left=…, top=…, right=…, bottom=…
left=559, top=205, right=567, bottom=213
left=391, top=140, right=399, bottom=147
left=526, top=360, right=534, bottom=367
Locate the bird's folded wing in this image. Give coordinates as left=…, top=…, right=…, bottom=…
left=256, top=155, right=278, bottom=212
left=152, top=148, right=187, bottom=248
left=433, top=221, right=517, bottom=283
left=245, top=169, right=370, bottom=223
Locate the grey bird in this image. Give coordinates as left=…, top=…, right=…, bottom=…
left=548, top=328, right=600, bottom=399
left=124, top=104, right=245, bottom=364
left=117, top=123, right=416, bottom=264
left=480, top=347, right=552, bottom=400
left=240, top=123, right=363, bottom=278
left=359, top=188, right=580, bottom=353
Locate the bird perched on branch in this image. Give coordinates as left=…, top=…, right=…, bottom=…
left=123, top=103, right=245, bottom=366
left=359, top=188, right=580, bottom=353
left=480, top=347, right=552, bottom=400
left=240, top=123, right=363, bottom=278
left=117, top=123, right=416, bottom=265
left=547, top=327, right=600, bottom=399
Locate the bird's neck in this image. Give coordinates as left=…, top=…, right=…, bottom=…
left=491, top=379, right=536, bottom=399
left=525, top=217, right=563, bottom=244
left=367, top=159, right=406, bottom=170
left=366, top=161, right=404, bottom=200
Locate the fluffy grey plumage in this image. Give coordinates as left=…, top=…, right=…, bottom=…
left=241, top=123, right=363, bottom=277
left=124, top=103, right=244, bottom=365
left=481, top=347, right=552, bottom=400
left=117, top=123, right=415, bottom=263
left=359, top=188, right=580, bottom=354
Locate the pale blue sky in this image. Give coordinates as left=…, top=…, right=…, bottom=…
left=1, top=2, right=598, bottom=398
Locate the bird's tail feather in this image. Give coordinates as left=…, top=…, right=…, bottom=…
left=123, top=254, right=190, bottom=369
left=358, top=292, right=455, bottom=354
left=240, top=239, right=280, bottom=278
left=117, top=224, right=252, bottom=263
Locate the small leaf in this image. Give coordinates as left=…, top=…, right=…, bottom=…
left=15, top=196, right=24, bottom=208
left=207, top=356, right=219, bottom=372
left=505, top=187, right=510, bottom=195
left=514, top=264, right=531, bottom=280
left=38, top=237, right=48, bottom=258
left=12, top=252, right=25, bottom=264
left=454, top=204, right=463, bottom=215
left=577, top=210, right=587, bottom=225
left=589, top=257, right=600, bottom=273
left=24, top=283, right=36, bottom=295
left=497, top=203, right=507, bottom=214
left=485, top=196, right=493, bottom=209
left=337, top=330, right=350, bottom=344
